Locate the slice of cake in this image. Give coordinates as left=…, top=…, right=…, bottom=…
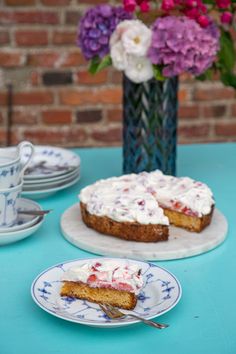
left=60, top=260, right=143, bottom=310
left=79, top=170, right=215, bottom=242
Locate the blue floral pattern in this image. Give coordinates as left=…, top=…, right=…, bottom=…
left=31, top=257, right=182, bottom=327
left=22, top=146, right=80, bottom=178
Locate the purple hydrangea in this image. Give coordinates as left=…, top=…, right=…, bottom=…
left=148, top=16, right=220, bottom=77
left=78, top=5, right=132, bottom=60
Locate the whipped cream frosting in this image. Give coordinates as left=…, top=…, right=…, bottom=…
left=79, top=170, right=214, bottom=224
left=61, top=260, right=143, bottom=295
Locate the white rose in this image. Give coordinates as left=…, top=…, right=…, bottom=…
left=110, top=20, right=134, bottom=47
left=125, top=55, right=154, bottom=83
left=121, top=20, right=152, bottom=57
left=110, top=42, right=128, bottom=71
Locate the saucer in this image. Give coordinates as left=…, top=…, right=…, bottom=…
left=0, top=216, right=44, bottom=246
left=0, top=198, right=41, bottom=233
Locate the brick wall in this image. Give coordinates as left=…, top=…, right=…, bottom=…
left=0, top=0, right=236, bottom=147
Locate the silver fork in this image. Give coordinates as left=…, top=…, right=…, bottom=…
left=99, top=304, right=169, bottom=329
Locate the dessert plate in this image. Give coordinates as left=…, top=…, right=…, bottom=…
left=31, top=257, right=182, bottom=328
left=60, top=204, right=228, bottom=261
left=22, top=174, right=81, bottom=199
left=0, top=198, right=41, bottom=233
left=0, top=216, right=44, bottom=246
left=23, top=171, right=80, bottom=190
left=24, top=167, right=80, bottom=185
left=23, top=145, right=80, bottom=179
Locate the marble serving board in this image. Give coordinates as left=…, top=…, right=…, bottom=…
left=60, top=203, right=228, bottom=261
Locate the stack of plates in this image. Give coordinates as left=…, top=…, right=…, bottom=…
left=22, top=146, right=81, bottom=199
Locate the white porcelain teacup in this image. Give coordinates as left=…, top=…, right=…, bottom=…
left=0, top=180, right=23, bottom=228
left=0, top=141, right=34, bottom=189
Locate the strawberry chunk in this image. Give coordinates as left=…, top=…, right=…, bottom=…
left=87, top=274, right=97, bottom=283
left=117, top=282, right=133, bottom=292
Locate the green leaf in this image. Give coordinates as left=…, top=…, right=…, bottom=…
left=153, top=65, right=165, bottom=81
left=201, top=0, right=214, bottom=3
left=218, top=30, right=236, bottom=72
left=88, top=57, right=100, bottom=75
left=220, top=71, right=236, bottom=89
left=96, top=55, right=112, bottom=72
left=88, top=55, right=112, bottom=75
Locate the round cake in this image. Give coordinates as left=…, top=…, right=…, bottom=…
left=79, top=170, right=215, bottom=242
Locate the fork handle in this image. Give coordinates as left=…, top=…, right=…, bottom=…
left=127, top=314, right=168, bottom=329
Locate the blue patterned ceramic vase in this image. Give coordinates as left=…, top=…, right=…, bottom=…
left=123, top=75, right=179, bottom=176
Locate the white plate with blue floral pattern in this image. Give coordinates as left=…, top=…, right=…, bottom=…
left=31, top=257, right=182, bottom=328
left=23, top=145, right=80, bottom=180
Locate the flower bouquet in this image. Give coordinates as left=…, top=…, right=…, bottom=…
left=77, top=0, right=236, bottom=175
left=78, top=0, right=236, bottom=86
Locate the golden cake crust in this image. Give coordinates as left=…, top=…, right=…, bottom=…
left=60, top=281, right=137, bottom=310
left=80, top=202, right=169, bottom=242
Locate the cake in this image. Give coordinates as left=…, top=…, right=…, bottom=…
left=60, top=260, right=143, bottom=310
left=79, top=170, right=215, bottom=242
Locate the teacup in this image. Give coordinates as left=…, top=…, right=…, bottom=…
left=0, top=180, right=23, bottom=228
left=0, top=141, right=34, bottom=189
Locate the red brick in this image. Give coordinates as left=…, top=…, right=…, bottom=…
left=52, top=31, right=76, bottom=45
left=23, top=129, right=66, bottom=145
left=14, top=91, right=54, bottom=105
left=62, top=52, right=87, bottom=67
left=28, top=51, right=86, bottom=67
left=0, top=93, right=8, bottom=106
left=4, top=0, right=35, bottom=5
left=91, top=127, right=122, bottom=144
left=59, top=88, right=122, bottom=106
left=28, top=52, right=60, bottom=67
left=76, top=70, right=109, bottom=85
left=76, top=110, right=102, bottom=123
left=178, top=105, right=199, bottom=120
left=110, top=70, right=122, bottom=84
left=12, top=110, right=38, bottom=124
left=65, top=11, right=81, bottom=25
left=203, top=105, right=227, bottom=118
left=30, top=71, right=40, bottom=86
left=178, top=124, right=210, bottom=138
left=230, top=104, right=236, bottom=116
left=65, top=127, right=88, bottom=145
left=23, top=127, right=87, bottom=145
left=0, top=52, right=25, bottom=67
left=0, top=129, right=7, bottom=147
left=15, top=31, right=48, bottom=46
left=106, top=109, right=122, bottom=122
left=42, top=110, right=72, bottom=124
left=40, top=0, right=71, bottom=5
left=194, top=87, right=235, bottom=101
left=78, top=0, right=107, bottom=3
left=0, top=32, right=10, bottom=45
left=215, top=123, right=236, bottom=136
left=178, top=89, right=188, bottom=103
left=0, top=112, right=5, bottom=124
left=0, top=11, right=59, bottom=25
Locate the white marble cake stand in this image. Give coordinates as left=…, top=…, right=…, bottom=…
left=60, top=203, right=228, bottom=261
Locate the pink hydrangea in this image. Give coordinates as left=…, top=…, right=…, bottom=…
left=148, top=16, right=220, bottom=77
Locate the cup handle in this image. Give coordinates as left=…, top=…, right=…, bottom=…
left=17, top=141, right=35, bottom=177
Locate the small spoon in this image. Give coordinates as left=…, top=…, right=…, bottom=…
left=18, top=209, right=52, bottom=216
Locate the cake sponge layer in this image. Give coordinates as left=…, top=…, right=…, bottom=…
left=60, top=281, right=137, bottom=310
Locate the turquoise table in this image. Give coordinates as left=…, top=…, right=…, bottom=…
left=1, top=143, right=236, bottom=354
